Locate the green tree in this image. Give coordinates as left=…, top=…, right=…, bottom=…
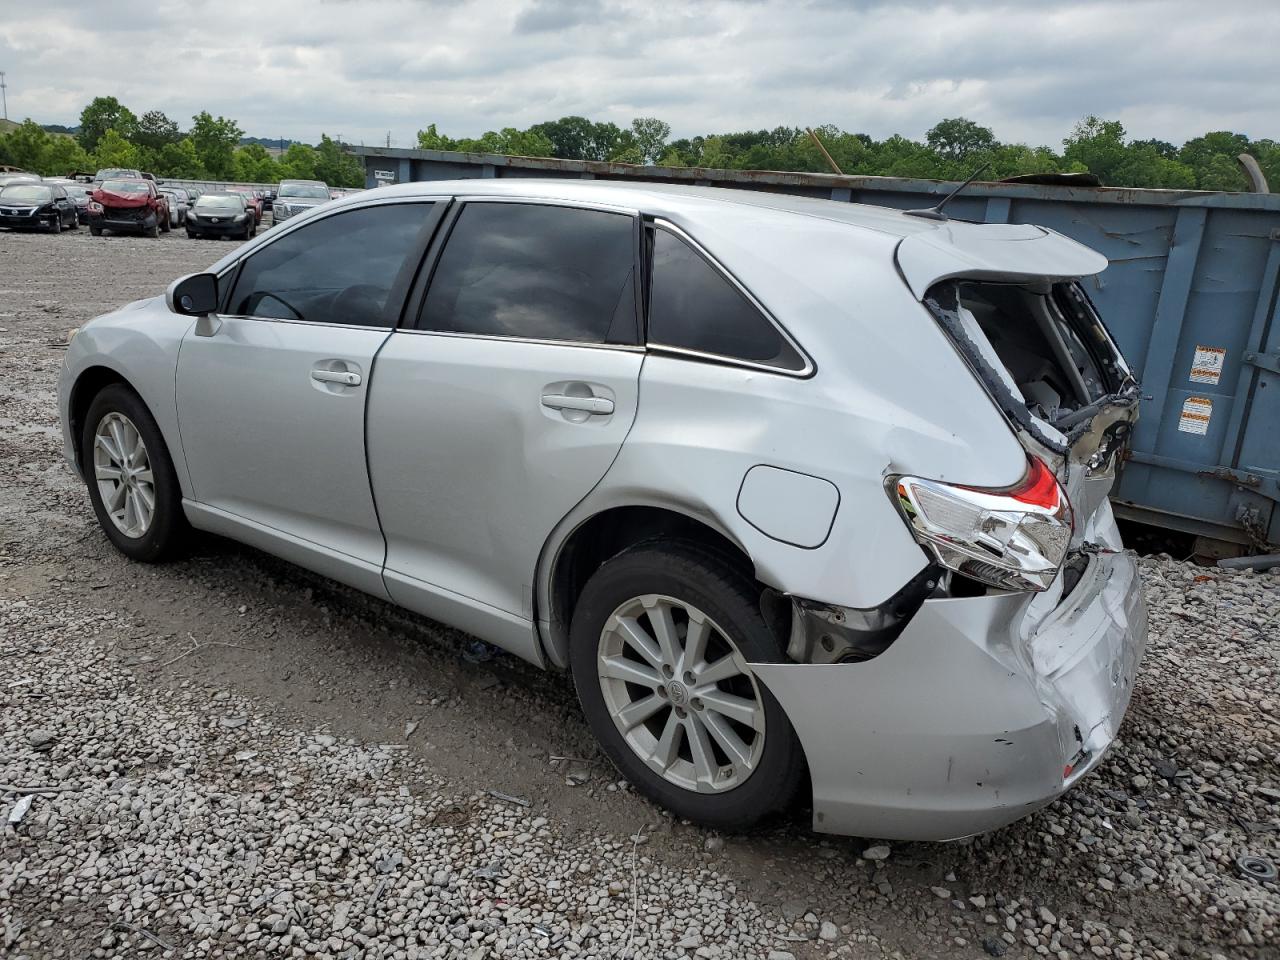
left=278, top=143, right=319, bottom=181
left=2, top=119, right=50, bottom=170
left=926, top=117, right=998, bottom=163
left=313, top=134, right=364, bottom=187
left=41, top=136, right=91, bottom=177
left=92, top=128, right=141, bottom=170
left=78, top=96, right=138, bottom=152
left=416, top=123, right=458, bottom=151
left=233, top=143, right=281, bottom=183
left=153, top=138, right=204, bottom=178
left=189, top=111, right=244, bottom=179
left=1178, top=131, right=1253, bottom=191
left=134, top=110, right=181, bottom=152
left=627, top=117, right=670, bottom=164
left=530, top=116, right=627, bottom=161
left=455, top=127, right=554, bottom=157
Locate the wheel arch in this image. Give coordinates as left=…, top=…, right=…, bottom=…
left=537, top=502, right=758, bottom=670
left=68, top=365, right=134, bottom=474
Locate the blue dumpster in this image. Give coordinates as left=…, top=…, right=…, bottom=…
left=353, top=147, right=1280, bottom=548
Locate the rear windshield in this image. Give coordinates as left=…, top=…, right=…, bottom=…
left=925, top=279, right=1132, bottom=446
left=278, top=184, right=329, bottom=199
left=195, top=195, right=244, bottom=210
left=0, top=184, right=51, bottom=203
left=102, top=180, right=150, bottom=195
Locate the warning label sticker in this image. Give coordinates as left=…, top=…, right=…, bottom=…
left=1189, top=345, right=1226, bottom=385
left=1178, top=396, right=1213, bottom=436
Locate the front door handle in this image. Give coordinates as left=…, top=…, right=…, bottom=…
left=312, top=369, right=361, bottom=386
left=541, top=393, right=614, bottom=415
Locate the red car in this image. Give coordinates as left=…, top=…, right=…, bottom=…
left=87, top=178, right=170, bottom=238
left=225, top=187, right=264, bottom=225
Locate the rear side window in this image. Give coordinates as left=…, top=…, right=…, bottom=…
left=422, top=202, right=637, bottom=344
left=228, top=203, right=431, bottom=327
left=647, top=228, right=805, bottom=372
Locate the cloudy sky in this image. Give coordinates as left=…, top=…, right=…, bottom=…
left=1, top=0, right=1276, bottom=148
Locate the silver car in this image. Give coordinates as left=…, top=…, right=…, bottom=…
left=57, top=180, right=1146, bottom=840
left=159, top=188, right=191, bottom=227
left=270, top=178, right=331, bottom=223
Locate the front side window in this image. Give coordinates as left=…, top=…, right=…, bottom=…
left=422, top=202, right=637, bottom=344
left=228, top=203, right=431, bottom=328
left=648, top=228, right=805, bottom=372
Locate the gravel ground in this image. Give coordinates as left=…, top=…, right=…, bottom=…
left=1, top=226, right=1277, bottom=960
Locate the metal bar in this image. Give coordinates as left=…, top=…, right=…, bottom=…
left=805, top=128, right=844, bottom=176
left=1130, top=206, right=1207, bottom=452
left=1220, top=239, right=1280, bottom=465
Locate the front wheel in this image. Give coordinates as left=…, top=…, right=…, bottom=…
left=80, top=384, right=190, bottom=562
left=90, top=225, right=102, bottom=236
left=569, top=541, right=804, bottom=831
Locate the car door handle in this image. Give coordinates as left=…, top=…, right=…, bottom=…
left=541, top=393, right=614, bottom=415
left=311, top=369, right=361, bottom=386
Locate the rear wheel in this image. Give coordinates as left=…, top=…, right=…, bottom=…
left=569, top=541, right=804, bottom=831
left=80, top=384, right=189, bottom=563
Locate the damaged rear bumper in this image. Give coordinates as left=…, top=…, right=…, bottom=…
left=749, top=549, right=1146, bottom=841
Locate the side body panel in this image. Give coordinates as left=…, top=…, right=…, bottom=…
left=175, top=317, right=391, bottom=597
left=57, top=298, right=195, bottom=496
left=366, top=333, right=643, bottom=663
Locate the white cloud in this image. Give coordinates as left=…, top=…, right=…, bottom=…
left=0, top=0, right=1275, bottom=148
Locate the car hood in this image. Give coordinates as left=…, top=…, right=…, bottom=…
left=275, top=196, right=327, bottom=206
left=92, top=189, right=153, bottom=208
left=895, top=221, right=1107, bottom=300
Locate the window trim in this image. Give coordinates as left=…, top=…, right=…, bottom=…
left=216, top=197, right=448, bottom=329
left=645, top=218, right=815, bottom=379
left=405, top=196, right=644, bottom=349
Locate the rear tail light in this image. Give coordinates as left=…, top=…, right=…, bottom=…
left=890, top=456, right=1072, bottom=592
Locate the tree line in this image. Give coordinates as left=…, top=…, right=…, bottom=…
left=420, top=115, right=1279, bottom=192
left=0, top=97, right=365, bottom=186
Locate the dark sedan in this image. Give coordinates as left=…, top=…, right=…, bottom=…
left=0, top=183, right=79, bottom=232
left=186, top=193, right=256, bottom=240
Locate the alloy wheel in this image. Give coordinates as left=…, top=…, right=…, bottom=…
left=597, top=594, right=766, bottom=793
left=93, top=412, right=155, bottom=538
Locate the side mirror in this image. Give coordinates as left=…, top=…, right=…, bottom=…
left=166, top=272, right=218, bottom=316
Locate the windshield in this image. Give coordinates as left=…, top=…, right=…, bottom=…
left=102, top=180, right=150, bottom=195
left=97, top=169, right=139, bottom=179
left=194, top=195, right=243, bottom=211
left=278, top=184, right=329, bottom=199
left=1, top=185, right=52, bottom=203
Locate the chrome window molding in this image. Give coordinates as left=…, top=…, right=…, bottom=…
left=391, top=327, right=646, bottom=352
left=647, top=218, right=816, bottom=379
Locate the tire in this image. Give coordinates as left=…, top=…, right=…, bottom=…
left=569, top=540, right=805, bottom=831
left=145, top=221, right=159, bottom=239
left=90, top=226, right=102, bottom=236
left=80, top=384, right=190, bottom=563
left=186, top=230, right=197, bottom=239
left=49, top=214, right=62, bottom=234
left=160, top=216, right=171, bottom=234
left=68, top=215, right=79, bottom=230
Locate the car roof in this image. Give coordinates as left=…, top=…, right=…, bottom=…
left=360, top=177, right=942, bottom=240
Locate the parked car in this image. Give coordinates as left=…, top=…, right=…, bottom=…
left=270, top=179, right=330, bottom=222
left=0, top=182, right=79, bottom=231
left=57, top=180, right=1146, bottom=841
left=87, top=178, right=170, bottom=237
left=0, top=171, right=41, bottom=188
left=225, top=186, right=264, bottom=225
left=45, top=178, right=96, bottom=224
left=261, top=189, right=275, bottom=212
left=185, top=192, right=255, bottom=240
left=158, top=188, right=191, bottom=227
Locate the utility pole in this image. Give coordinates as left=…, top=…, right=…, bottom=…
left=1, top=72, right=8, bottom=122
left=386, top=131, right=391, bottom=149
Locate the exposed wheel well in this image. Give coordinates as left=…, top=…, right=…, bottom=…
left=545, top=505, right=757, bottom=667
left=69, top=366, right=131, bottom=470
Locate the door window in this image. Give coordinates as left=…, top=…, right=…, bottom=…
left=648, top=227, right=806, bottom=372
left=228, top=203, right=433, bottom=327
left=421, top=202, right=637, bottom=344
